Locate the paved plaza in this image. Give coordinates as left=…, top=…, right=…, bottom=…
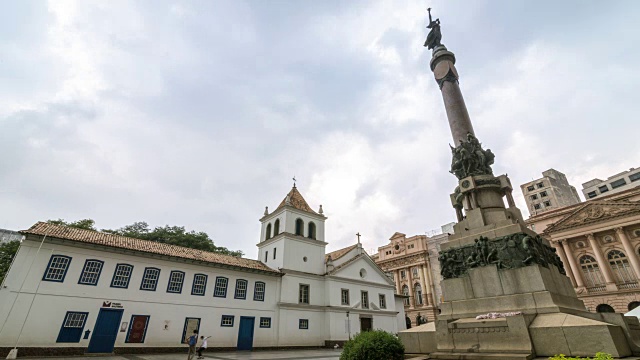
left=24, top=350, right=342, bottom=360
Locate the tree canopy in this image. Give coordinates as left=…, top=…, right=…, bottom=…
left=46, top=219, right=243, bottom=257
left=0, top=240, right=20, bottom=284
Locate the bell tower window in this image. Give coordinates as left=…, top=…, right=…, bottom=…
left=308, top=222, right=316, bottom=240
left=265, top=223, right=272, bottom=241
left=295, top=219, right=304, bottom=236
left=274, top=219, right=280, bottom=235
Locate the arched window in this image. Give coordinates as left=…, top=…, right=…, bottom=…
left=608, top=250, right=636, bottom=284
left=308, top=222, right=316, bottom=240
left=274, top=219, right=280, bottom=236
left=414, top=283, right=423, bottom=305
left=580, top=255, right=605, bottom=288
left=295, top=219, right=304, bottom=236
left=402, top=285, right=410, bottom=306
left=265, top=223, right=272, bottom=241
left=628, top=301, right=640, bottom=312
left=596, top=304, right=615, bottom=313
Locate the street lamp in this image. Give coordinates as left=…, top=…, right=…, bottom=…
left=346, top=311, right=351, bottom=340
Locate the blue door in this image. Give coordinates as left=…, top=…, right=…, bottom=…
left=88, top=308, right=124, bottom=353
left=237, top=317, right=255, bottom=351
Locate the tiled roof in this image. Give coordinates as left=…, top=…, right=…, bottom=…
left=325, top=244, right=357, bottom=262
left=21, top=222, right=281, bottom=275
left=276, top=186, right=318, bottom=214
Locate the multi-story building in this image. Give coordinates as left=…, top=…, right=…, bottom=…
left=526, top=186, right=640, bottom=313
left=582, top=167, right=640, bottom=200
left=371, top=223, right=453, bottom=326
left=520, top=169, right=581, bottom=215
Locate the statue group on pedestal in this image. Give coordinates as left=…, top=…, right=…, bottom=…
left=450, top=133, right=495, bottom=180
left=438, top=233, right=566, bottom=279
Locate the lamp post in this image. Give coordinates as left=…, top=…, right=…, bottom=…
left=346, top=311, right=351, bottom=340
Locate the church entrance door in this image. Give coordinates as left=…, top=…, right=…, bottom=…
left=359, top=317, right=372, bottom=332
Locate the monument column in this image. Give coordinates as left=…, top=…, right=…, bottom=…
left=615, top=227, right=640, bottom=280
left=553, top=240, right=576, bottom=287
left=586, top=233, right=617, bottom=290
left=560, top=239, right=585, bottom=288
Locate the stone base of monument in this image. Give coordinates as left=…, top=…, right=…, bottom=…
left=399, top=264, right=640, bottom=358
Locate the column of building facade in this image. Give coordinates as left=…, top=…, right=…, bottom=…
left=425, top=260, right=438, bottom=306
left=406, top=266, right=415, bottom=308
left=560, top=239, right=586, bottom=288
left=615, top=227, right=640, bottom=281
left=552, top=240, right=576, bottom=287
left=393, top=270, right=401, bottom=295
left=586, top=233, right=617, bottom=290
left=419, top=264, right=430, bottom=306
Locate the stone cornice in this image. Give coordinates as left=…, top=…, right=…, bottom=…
left=375, top=252, right=429, bottom=270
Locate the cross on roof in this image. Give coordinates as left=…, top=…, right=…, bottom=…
left=292, top=176, right=297, bottom=187
left=356, top=232, right=361, bottom=244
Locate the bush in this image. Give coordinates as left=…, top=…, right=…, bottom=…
left=340, top=330, right=404, bottom=360
left=549, top=353, right=613, bottom=360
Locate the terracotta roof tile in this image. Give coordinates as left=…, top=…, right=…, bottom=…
left=21, top=222, right=281, bottom=275
left=325, top=244, right=357, bottom=262
left=275, top=186, right=318, bottom=214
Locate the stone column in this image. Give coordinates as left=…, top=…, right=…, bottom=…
left=419, top=265, right=430, bottom=306
left=553, top=240, right=576, bottom=287
left=407, top=267, right=415, bottom=308
left=505, top=189, right=516, bottom=208
left=586, top=233, right=617, bottom=290
left=393, top=271, right=401, bottom=294
left=560, top=239, right=585, bottom=288
left=615, top=227, right=640, bottom=280
left=425, top=260, right=438, bottom=307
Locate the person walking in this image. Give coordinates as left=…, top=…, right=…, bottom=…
left=187, top=330, right=199, bottom=360
left=197, top=335, right=211, bottom=359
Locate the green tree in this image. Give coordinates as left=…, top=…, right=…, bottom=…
left=0, top=241, right=20, bottom=284
left=340, top=330, right=404, bottom=360
left=47, top=219, right=243, bottom=257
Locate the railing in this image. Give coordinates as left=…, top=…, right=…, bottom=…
left=587, top=286, right=606, bottom=293
left=618, top=282, right=639, bottom=290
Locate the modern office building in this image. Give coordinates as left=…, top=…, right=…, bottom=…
left=520, top=169, right=581, bottom=215
left=582, top=167, right=640, bottom=200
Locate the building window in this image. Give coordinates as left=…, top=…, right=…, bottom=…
left=414, top=284, right=423, bottom=305
left=527, top=185, right=534, bottom=192
left=191, top=274, right=208, bottom=296
left=260, top=317, right=271, bottom=328
left=299, top=319, right=309, bottom=329
left=273, top=248, right=276, bottom=259
left=274, top=219, right=280, bottom=235
left=543, top=200, right=551, bottom=207
left=608, top=250, right=636, bottom=284
left=598, top=185, right=609, bottom=193
left=308, top=222, right=316, bottom=239
left=412, top=267, right=419, bottom=278
left=234, top=279, right=248, bottom=299
left=536, top=182, right=544, bottom=188
left=140, top=267, right=160, bottom=291
left=221, top=315, right=234, bottom=327
left=610, top=178, right=627, bottom=189
left=78, top=259, right=104, bottom=285
left=530, top=194, right=538, bottom=200
left=361, top=291, right=369, bottom=309
left=265, top=251, right=268, bottom=262
left=299, top=284, right=309, bottom=304
left=56, top=311, right=89, bottom=343
left=587, top=191, right=597, bottom=198
left=214, top=277, right=229, bottom=298
left=402, top=285, right=410, bottom=306
left=596, top=304, right=615, bottom=313
left=400, top=270, right=406, bottom=279
left=534, top=204, right=541, bottom=210
left=254, top=281, right=266, bottom=301
left=540, top=191, right=548, bottom=197
left=167, top=271, right=185, bottom=293
left=295, top=219, right=304, bottom=236
left=341, top=289, right=350, bottom=305
left=379, top=294, right=386, bottom=309
left=629, top=301, right=640, bottom=312
left=111, top=264, right=134, bottom=288
left=43, top=255, right=72, bottom=282
left=580, top=255, right=605, bottom=288
left=630, top=172, right=640, bottom=182
left=265, top=223, right=272, bottom=240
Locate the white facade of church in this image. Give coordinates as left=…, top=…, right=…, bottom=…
left=0, top=186, right=404, bottom=354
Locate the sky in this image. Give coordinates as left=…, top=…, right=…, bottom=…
left=2, top=0, right=640, bottom=257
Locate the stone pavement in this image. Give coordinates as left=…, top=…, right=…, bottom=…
left=24, top=349, right=342, bottom=360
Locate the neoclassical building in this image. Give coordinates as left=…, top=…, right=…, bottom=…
left=371, top=226, right=452, bottom=326
left=527, top=186, right=640, bottom=313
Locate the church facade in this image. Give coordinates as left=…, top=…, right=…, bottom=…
left=0, top=186, right=404, bottom=356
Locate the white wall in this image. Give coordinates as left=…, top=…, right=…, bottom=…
left=282, top=238, right=326, bottom=274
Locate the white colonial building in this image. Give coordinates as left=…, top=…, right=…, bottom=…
left=0, top=186, right=404, bottom=356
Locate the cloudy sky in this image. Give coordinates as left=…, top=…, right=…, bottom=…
left=2, top=0, right=640, bottom=257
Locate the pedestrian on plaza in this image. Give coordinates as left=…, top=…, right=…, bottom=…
left=187, top=330, right=199, bottom=360
left=197, top=335, right=211, bottom=359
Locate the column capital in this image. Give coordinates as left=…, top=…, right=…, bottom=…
left=614, top=227, right=625, bottom=235
left=585, top=233, right=595, bottom=241
left=559, top=239, right=569, bottom=245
